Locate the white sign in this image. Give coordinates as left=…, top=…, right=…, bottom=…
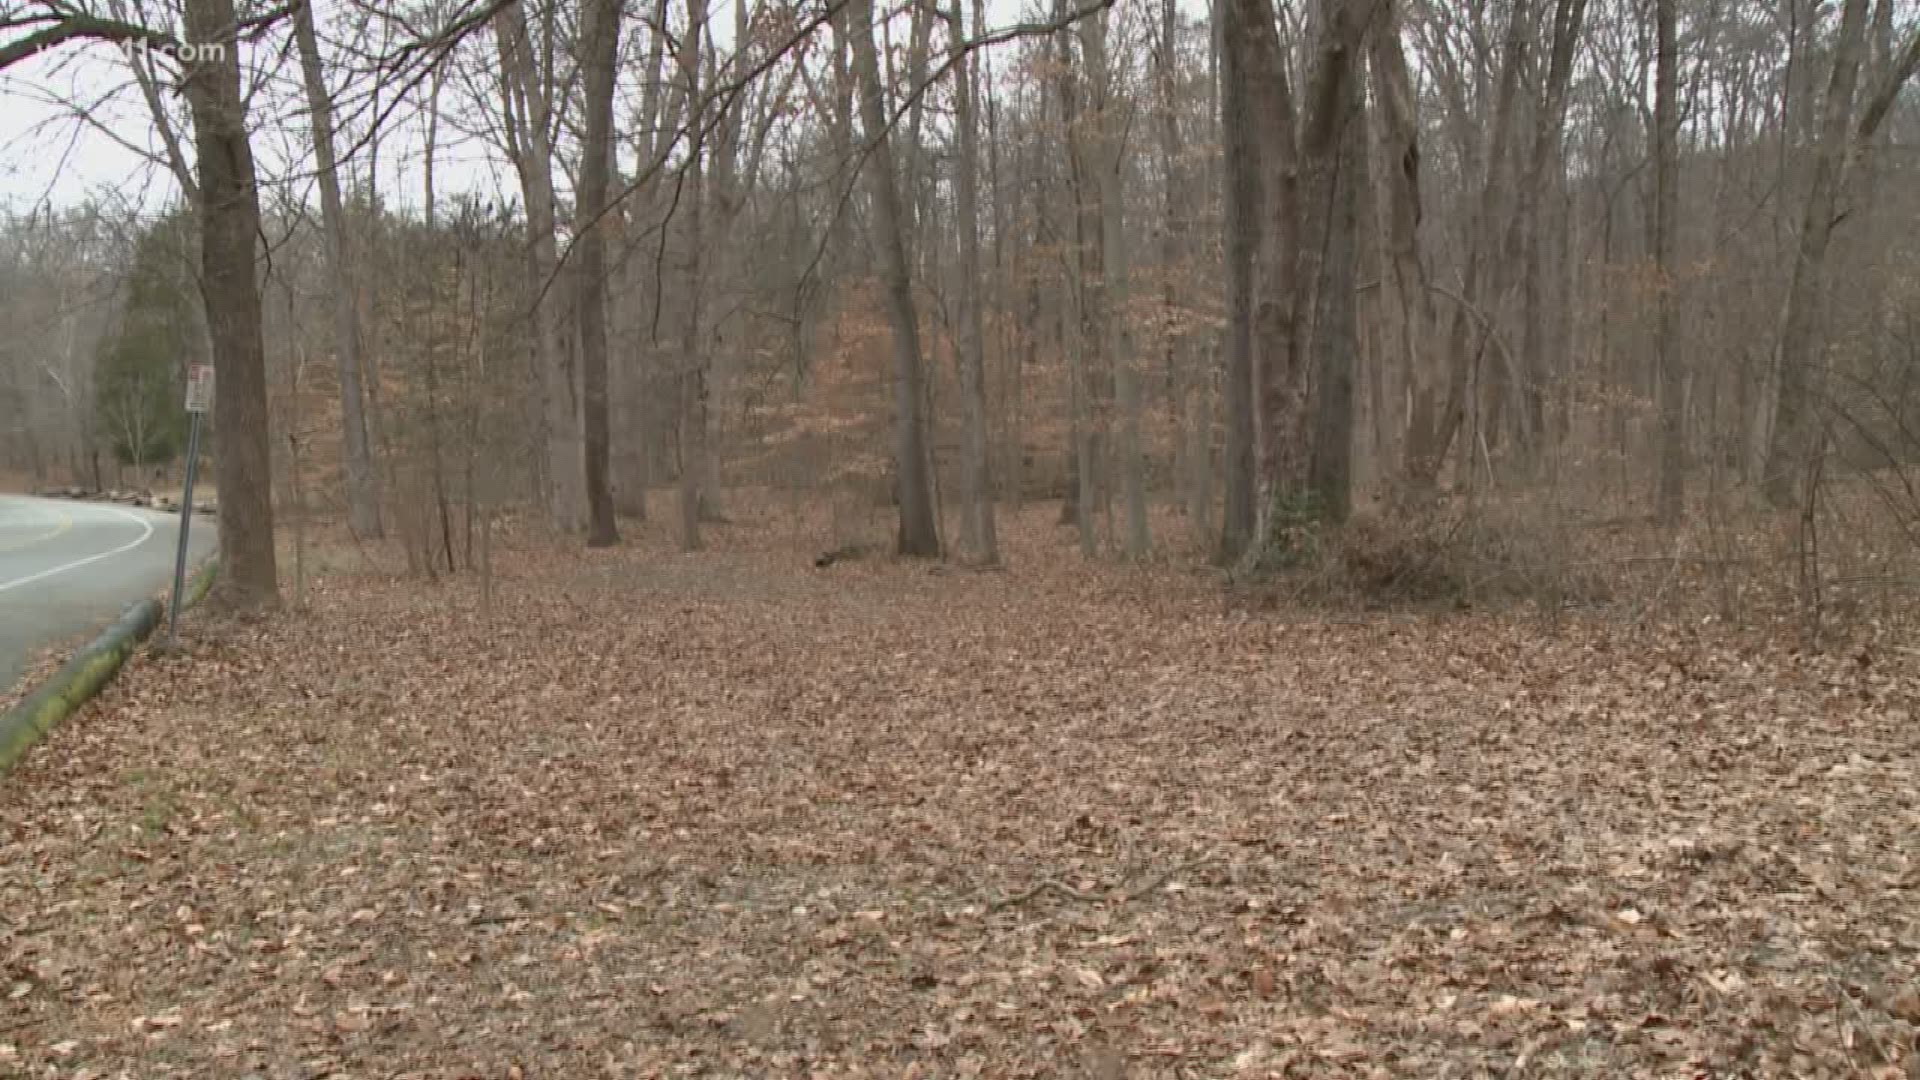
left=185, top=364, right=214, bottom=413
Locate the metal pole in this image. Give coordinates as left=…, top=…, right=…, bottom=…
left=166, top=411, right=203, bottom=648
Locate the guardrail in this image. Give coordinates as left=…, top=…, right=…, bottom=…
left=0, top=557, right=219, bottom=778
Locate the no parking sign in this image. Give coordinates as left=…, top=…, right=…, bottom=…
left=169, top=363, right=213, bottom=646
left=185, top=364, right=214, bottom=413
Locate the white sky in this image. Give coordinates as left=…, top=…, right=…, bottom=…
left=0, top=0, right=1123, bottom=217
left=1, top=17, right=518, bottom=216
left=1, top=46, right=191, bottom=211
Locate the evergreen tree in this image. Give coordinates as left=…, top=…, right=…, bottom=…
left=94, top=213, right=195, bottom=472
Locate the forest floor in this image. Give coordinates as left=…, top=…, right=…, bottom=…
left=3, top=501, right=1919, bottom=1079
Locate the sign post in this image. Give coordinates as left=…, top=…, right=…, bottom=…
left=166, top=364, right=213, bottom=648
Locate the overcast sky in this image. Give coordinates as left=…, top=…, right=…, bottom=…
left=0, top=27, right=511, bottom=216
left=1, top=45, right=185, bottom=211
left=0, top=0, right=1105, bottom=218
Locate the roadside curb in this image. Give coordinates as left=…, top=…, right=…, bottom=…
left=0, top=557, right=220, bottom=779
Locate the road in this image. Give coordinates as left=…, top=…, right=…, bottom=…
left=0, top=495, right=217, bottom=692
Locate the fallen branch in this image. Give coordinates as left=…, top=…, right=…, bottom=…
left=463, top=909, right=573, bottom=927
left=0, top=1014, right=47, bottom=1035
left=1118, top=857, right=1216, bottom=904
left=987, top=877, right=1099, bottom=912
left=986, top=855, right=1216, bottom=913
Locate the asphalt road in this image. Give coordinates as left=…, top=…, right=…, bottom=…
left=0, top=495, right=217, bottom=693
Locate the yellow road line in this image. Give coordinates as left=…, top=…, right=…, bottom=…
left=0, top=506, right=74, bottom=553
left=0, top=504, right=154, bottom=594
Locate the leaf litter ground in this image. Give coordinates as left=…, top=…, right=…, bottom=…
left=4, top=505, right=1919, bottom=1078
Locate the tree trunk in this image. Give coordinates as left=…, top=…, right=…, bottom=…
left=292, top=0, right=381, bottom=540
left=496, top=0, right=586, bottom=534
left=1762, top=0, right=1870, bottom=507
left=1058, top=0, right=1113, bottom=551
left=1515, top=0, right=1587, bottom=455
left=1162, top=0, right=1207, bottom=543
left=1217, top=0, right=1256, bottom=560
left=1228, top=0, right=1303, bottom=554
left=849, top=0, right=940, bottom=557
left=827, top=1, right=858, bottom=277
left=1083, top=9, right=1150, bottom=558
left=1368, top=0, right=1437, bottom=498
left=616, top=0, right=671, bottom=516
left=575, top=0, right=621, bottom=547
left=676, top=0, right=709, bottom=551
left=949, top=0, right=999, bottom=564
left=903, top=0, right=935, bottom=271
left=1411, top=0, right=1529, bottom=491
left=1653, top=0, right=1684, bottom=522
left=979, top=17, right=1020, bottom=509
left=1762, top=1, right=1920, bottom=505
left=1305, top=25, right=1365, bottom=526
left=183, top=0, right=276, bottom=608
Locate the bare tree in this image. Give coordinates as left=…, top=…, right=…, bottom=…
left=675, top=0, right=710, bottom=551
left=1300, top=0, right=1366, bottom=526
left=1082, top=7, right=1150, bottom=557
left=1217, top=0, right=1257, bottom=560
left=1227, top=0, right=1301, bottom=554
left=2, top=2, right=279, bottom=606
left=948, top=0, right=999, bottom=564
left=1410, top=0, right=1529, bottom=492
left=495, top=0, right=587, bottom=534
left=293, top=0, right=382, bottom=540
left=1763, top=0, right=1919, bottom=507
left=1513, top=0, right=1587, bottom=453
left=849, top=0, right=941, bottom=557
left=184, top=0, right=278, bottom=606
left=1368, top=0, right=1436, bottom=498
left=1159, top=0, right=1207, bottom=543
left=575, top=0, right=621, bottom=547
left=6, top=0, right=1920, bottom=617
left=1652, top=0, right=1683, bottom=522
left=1056, top=0, right=1099, bottom=556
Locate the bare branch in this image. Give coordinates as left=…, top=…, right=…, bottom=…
left=1854, top=24, right=1920, bottom=142
left=0, top=10, right=176, bottom=70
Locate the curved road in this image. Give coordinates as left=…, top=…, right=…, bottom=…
left=0, top=495, right=217, bottom=692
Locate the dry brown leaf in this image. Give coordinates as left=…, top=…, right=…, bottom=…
left=0, top=508, right=1913, bottom=1076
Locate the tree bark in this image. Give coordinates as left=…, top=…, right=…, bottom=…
left=1411, top=0, right=1529, bottom=491
left=183, top=0, right=276, bottom=608
left=1162, top=0, right=1207, bottom=543
left=617, top=0, right=672, bottom=516
left=949, top=0, right=999, bottom=564
left=1514, top=0, right=1586, bottom=454
left=1228, top=0, right=1303, bottom=553
left=1217, top=0, right=1256, bottom=560
left=1083, top=8, right=1150, bottom=558
left=1762, top=0, right=1871, bottom=507
left=1056, top=1, right=1099, bottom=554
left=292, top=0, right=382, bottom=541
left=495, top=0, right=586, bottom=534
left=1368, top=0, right=1437, bottom=496
left=575, top=0, right=621, bottom=547
left=1304, top=20, right=1365, bottom=525
left=1653, top=0, right=1684, bottom=522
left=849, top=0, right=941, bottom=557
left=676, top=0, right=710, bottom=551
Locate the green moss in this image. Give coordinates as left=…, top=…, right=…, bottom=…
left=1254, top=489, right=1328, bottom=570
left=0, top=560, right=219, bottom=780
left=0, top=600, right=160, bottom=777
left=186, top=557, right=220, bottom=608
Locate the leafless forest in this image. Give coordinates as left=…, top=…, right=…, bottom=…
left=4, top=0, right=1920, bottom=1074
left=0, top=0, right=1915, bottom=611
